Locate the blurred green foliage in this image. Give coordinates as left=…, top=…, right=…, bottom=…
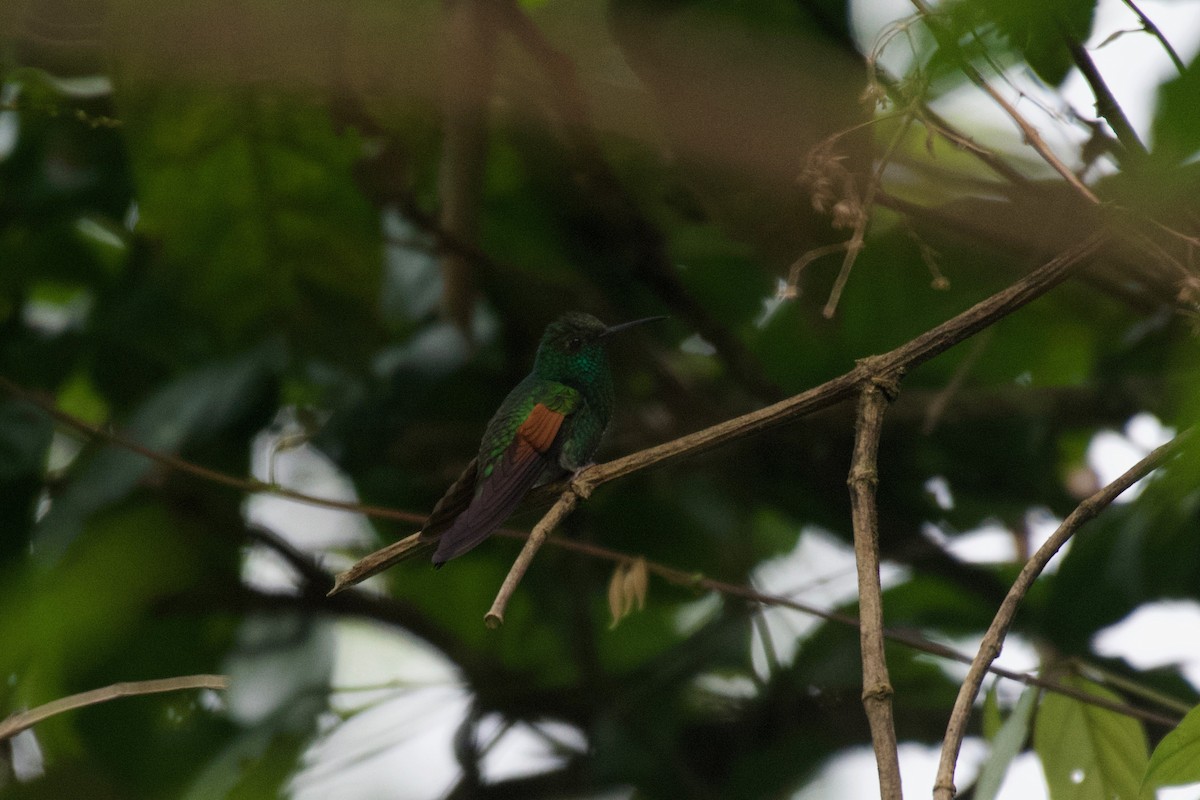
left=3, top=0, right=1200, bottom=798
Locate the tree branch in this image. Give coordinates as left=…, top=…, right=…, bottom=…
left=1063, top=34, right=1148, bottom=162
left=248, top=518, right=1179, bottom=727
left=8, top=232, right=1107, bottom=605
left=0, top=675, right=230, bottom=741
left=329, top=231, right=1103, bottom=599
left=484, top=487, right=582, bottom=628
left=0, top=376, right=426, bottom=527
left=932, top=428, right=1193, bottom=800
left=849, top=370, right=904, bottom=800
left=578, top=232, right=1105, bottom=490
left=1119, top=0, right=1186, bottom=75
left=908, top=0, right=1101, bottom=205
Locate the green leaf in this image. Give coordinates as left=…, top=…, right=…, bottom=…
left=966, top=0, right=1098, bottom=86
left=983, top=681, right=1004, bottom=741
left=1139, top=702, right=1200, bottom=799
left=1033, top=675, right=1148, bottom=800
left=34, top=341, right=283, bottom=557
left=1152, top=53, right=1200, bottom=167
left=109, top=19, right=382, bottom=356
left=976, top=687, right=1037, bottom=800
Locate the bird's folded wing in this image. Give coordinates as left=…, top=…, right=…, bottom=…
left=432, top=399, right=572, bottom=564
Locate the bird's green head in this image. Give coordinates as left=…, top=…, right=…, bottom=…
left=533, top=312, right=661, bottom=387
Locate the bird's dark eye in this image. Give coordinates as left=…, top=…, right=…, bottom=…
left=565, top=336, right=583, bottom=353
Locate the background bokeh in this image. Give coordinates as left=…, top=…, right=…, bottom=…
left=4, top=0, right=1200, bottom=797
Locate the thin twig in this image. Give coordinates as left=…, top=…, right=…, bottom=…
left=823, top=114, right=914, bottom=318
left=242, top=507, right=1177, bottom=724
left=1063, top=33, right=1148, bottom=162
left=0, top=376, right=426, bottom=527
left=1071, top=658, right=1196, bottom=716
left=848, top=369, right=904, bottom=800
left=914, top=104, right=1030, bottom=186
left=932, top=428, right=1193, bottom=800
left=1120, top=0, right=1186, bottom=74
left=511, top=534, right=1178, bottom=727
left=0, top=675, right=230, bottom=741
left=909, top=0, right=1101, bottom=206
left=244, top=516, right=1179, bottom=727
left=785, top=242, right=851, bottom=297
left=484, top=488, right=582, bottom=628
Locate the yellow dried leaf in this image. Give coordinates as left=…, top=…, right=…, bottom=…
left=608, top=558, right=650, bottom=629
left=607, top=562, right=626, bottom=629
left=624, top=557, right=648, bottom=612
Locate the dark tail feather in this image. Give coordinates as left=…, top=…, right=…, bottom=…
left=420, top=458, right=479, bottom=539
left=432, top=449, right=547, bottom=565
left=328, top=458, right=485, bottom=593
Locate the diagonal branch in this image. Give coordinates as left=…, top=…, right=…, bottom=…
left=244, top=503, right=1182, bottom=728
left=849, top=369, right=904, bottom=800
left=7, top=232, right=1106, bottom=604
left=0, top=376, right=426, bottom=528
left=1119, top=0, right=1186, bottom=75
left=908, top=0, right=1101, bottom=206
left=1063, top=33, right=1148, bottom=162
left=484, top=487, right=582, bottom=627
left=578, top=232, right=1105, bottom=490
left=932, top=428, right=1194, bottom=800
left=0, top=675, right=230, bottom=742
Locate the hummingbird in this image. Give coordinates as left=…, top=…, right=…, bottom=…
left=328, top=312, right=662, bottom=593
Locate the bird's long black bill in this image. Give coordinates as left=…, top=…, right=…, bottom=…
left=601, top=315, right=666, bottom=338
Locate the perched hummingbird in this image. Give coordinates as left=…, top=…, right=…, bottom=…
left=329, top=312, right=661, bottom=593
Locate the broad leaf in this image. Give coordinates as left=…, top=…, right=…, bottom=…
left=1139, top=702, right=1200, bottom=800
left=1034, top=675, right=1148, bottom=800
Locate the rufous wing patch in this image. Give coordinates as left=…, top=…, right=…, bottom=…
left=431, top=403, right=568, bottom=565
left=514, top=403, right=566, bottom=458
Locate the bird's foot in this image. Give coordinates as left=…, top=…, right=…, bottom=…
left=568, top=463, right=597, bottom=499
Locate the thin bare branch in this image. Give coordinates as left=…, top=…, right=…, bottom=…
left=510, top=535, right=1179, bottom=727
left=848, top=370, right=904, bottom=800
left=246, top=511, right=1181, bottom=728
left=0, top=376, right=425, bottom=527
left=1120, top=0, right=1186, bottom=74
left=4, top=231, right=1105, bottom=626
left=581, top=232, right=1105, bottom=490
left=908, top=0, right=1102, bottom=205
left=1063, top=34, right=1148, bottom=162
left=932, top=428, right=1193, bottom=800
left=484, top=488, right=582, bottom=628
left=0, top=675, right=230, bottom=742
left=823, top=114, right=914, bottom=318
